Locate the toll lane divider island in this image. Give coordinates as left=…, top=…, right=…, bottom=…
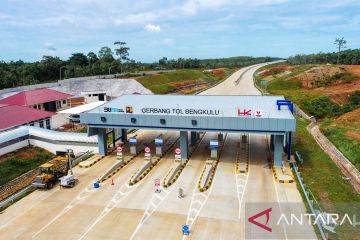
left=129, top=135, right=179, bottom=186
left=197, top=134, right=228, bottom=192
left=236, top=135, right=249, bottom=174
left=98, top=134, right=153, bottom=183
left=162, top=133, right=206, bottom=188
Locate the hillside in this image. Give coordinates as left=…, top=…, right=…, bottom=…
left=255, top=62, right=360, bottom=169
left=135, top=68, right=235, bottom=94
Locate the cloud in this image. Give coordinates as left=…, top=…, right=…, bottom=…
left=144, top=23, right=161, bottom=32
left=44, top=42, right=56, bottom=52
left=162, top=38, right=174, bottom=46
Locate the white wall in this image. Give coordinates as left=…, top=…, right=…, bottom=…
left=29, top=139, right=98, bottom=154
left=0, top=140, right=29, bottom=156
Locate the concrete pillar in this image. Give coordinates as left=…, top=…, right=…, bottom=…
left=218, top=133, right=223, bottom=141
left=98, top=128, right=107, bottom=156
left=121, top=128, right=127, bottom=143
left=286, top=132, right=292, bottom=160
left=190, top=131, right=197, bottom=146
left=180, top=131, right=189, bottom=160
left=112, top=128, right=116, bottom=147
left=274, top=135, right=284, bottom=166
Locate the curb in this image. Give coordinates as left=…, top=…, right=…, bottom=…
left=79, top=156, right=105, bottom=168
left=197, top=134, right=227, bottom=192
left=236, top=141, right=249, bottom=174
left=267, top=157, right=294, bottom=184
left=162, top=133, right=206, bottom=188
left=129, top=137, right=179, bottom=186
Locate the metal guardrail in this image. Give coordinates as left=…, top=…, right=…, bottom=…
left=72, top=150, right=93, bottom=166
left=0, top=150, right=93, bottom=211
left=292, top=162, right=327, bottom=240
left=0, top=185, right=35, bottom=210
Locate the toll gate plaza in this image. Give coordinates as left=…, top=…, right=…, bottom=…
left=81, top=94, right=295, bottom=166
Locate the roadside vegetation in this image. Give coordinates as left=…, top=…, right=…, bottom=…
left=295, top=118, right=360, bottom=239
left=255, top=62, right=360, bottom=169
left=0, top=147, right=54, bottom=186
left=136, top=68, right=235, bottom=94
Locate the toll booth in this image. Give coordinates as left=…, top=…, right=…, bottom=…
left=81, top=95, right=296, bottom=166
left=129, top=137, right=137, bottom=155
left=155, top=136, right=163, bottom=156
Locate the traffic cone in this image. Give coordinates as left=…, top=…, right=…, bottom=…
left=111, top=178, right=115, bottom=186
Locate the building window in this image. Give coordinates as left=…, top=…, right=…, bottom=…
left=39, top=121, right=44, bottom=128
left=62, top=100, right=66, bottom=105
left=29, top=122, right=34, bottom=126
left=37, top=104, right=41, bottom=109
left=56, top=101, right=61, bottom=109
left=46, top=119, right=51, bottom=129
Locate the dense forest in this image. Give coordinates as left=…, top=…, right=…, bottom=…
left=288, top=49, right=360, bottom=65
left=0, top=42, right=277, bottom=89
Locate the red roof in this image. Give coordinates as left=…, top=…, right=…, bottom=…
left=0, top=88, right=72, bottom=106
left=0, top=104, right=55, bottom=130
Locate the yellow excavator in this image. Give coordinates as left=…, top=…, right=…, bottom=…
left=32, top=150, right=75, bottom=189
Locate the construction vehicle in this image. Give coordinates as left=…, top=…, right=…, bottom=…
left=32, top=150, right=76, bottom=189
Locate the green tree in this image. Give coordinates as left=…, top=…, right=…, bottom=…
left=87, top=52, right=99, bottom=65
left=68, top=53, right=88, bottom=67
left=334, top=37, right=347, bottom=64
left=114, top=41, right=130, bottom=73
left=98, top=46, right=114, bottom=63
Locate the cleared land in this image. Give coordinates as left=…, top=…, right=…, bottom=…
left=135, top=68, right=234, bottom=94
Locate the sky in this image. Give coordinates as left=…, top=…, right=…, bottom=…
left=0, top=0, right=360, bottom=62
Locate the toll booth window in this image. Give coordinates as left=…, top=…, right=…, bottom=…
left=160, top=119, right=166, bottom=125
left=131, top=118, right=137, bottom=123
left=192, top=120, right=197, bottom=126
left=100, top=117, right=107, bottom=122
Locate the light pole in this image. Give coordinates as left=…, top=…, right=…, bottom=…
left=59, top=66, right=66, bottom=81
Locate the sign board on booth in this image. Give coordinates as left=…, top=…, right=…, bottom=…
left=129, top=138, right=137, bottom=145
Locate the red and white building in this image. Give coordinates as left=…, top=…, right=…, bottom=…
left=0, top=88, right=72, bottom=132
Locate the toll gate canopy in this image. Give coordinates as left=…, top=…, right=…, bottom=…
left=80, top=94, right=295, bottom=134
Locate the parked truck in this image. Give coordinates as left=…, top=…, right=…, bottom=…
left=32, top=150, right=76, bottom=189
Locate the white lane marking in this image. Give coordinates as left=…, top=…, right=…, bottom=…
left=32, top=183, right=98, bottom=238
left=78, top=136, right=178, bottom=240
left=235, top=134, right=250, bottom=220
left=272, top=160, right=289, bottom=240
left=78, top=183, right=138, bottom=240
left=129, top=186, right=173, bottom=240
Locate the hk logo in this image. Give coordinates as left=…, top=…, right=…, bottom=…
left=238, top=108, right=251, bottom=116
left=248, top=207, right=272, bottom=232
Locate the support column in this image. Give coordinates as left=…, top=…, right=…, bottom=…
left=270, top=134, right=274, bottom=150
left=287, top=132, right=292, bottom=160
left=190, top=131, right=197, bottom=146
left=121, top=128, right=127, bottom=143
left=273, top=135, right=284, bottom=166
left=98, top=128, right=107, bottom=156
left=180, top=131, right=189, bottom=160
left=112, top=128, right=116, bottom=147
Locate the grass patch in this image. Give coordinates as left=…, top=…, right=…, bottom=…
left=0, top=147, right=54, bottom=186
left=136, top=69, right=229, bottom=94
left=322, top=126, right=360, bottom=170
left=295, top=118, right=360, bottom=239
